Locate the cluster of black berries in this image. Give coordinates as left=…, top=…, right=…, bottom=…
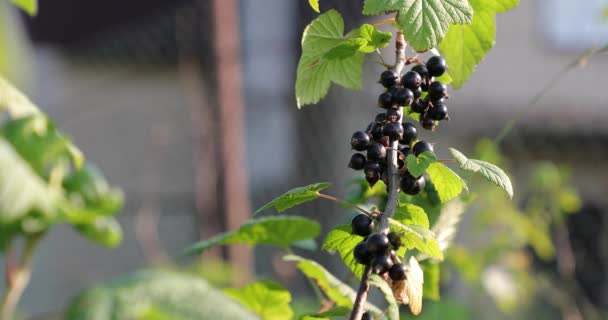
left=351, top=214, right=409, bottom=281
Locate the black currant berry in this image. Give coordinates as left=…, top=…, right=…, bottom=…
left=428, top=81, right=448, bottom=101
left=387, top=231, right=402, bottom=250
left=387, top=86, right=400, bottom=96
left=420, top=116, right=436, bottom=131
left=427, top=56, right=447, bottom=77
left=371, top=124, right=384, bottom=140
left=348, top=153, right=366, bottom=170
left=383, top=122, right=403, bottom=141
left=381, top=166, right=390, bottom=186
left=412, top=64, right=429, bottom=80
left=400, top=174, right=426, bottom=195
left=386, top=108, right=402, bottom=123
left=412, top=86, right=423, bottom=99
left=399, top=145, right=411, bottom=157
left=400, top=123, right=418, bottom=145
left=429, top=104, right=449, bottom=121
left=378, top=136, right=390, bottom=147
left=352, top=214, right=374, bottom=237
left=379, top=70, right=399, bottom=88
left=366, top=233, right=389, bottom=254
left=362, top=312, right=372, bottom=320
left=375, top=112, right=387, bottom=123
left=351, top=131, right=371, bottom=151
left=378, top=92, right=393, bottom=109
left=372, top=255, right=393, bottom=275
left=354, top=242, right=373, bottom=265
left=413, top=140, right=434, bottom=156
left=411, top=99, right=427, bottom=113
left=401, top=71, right=422, bottom=90
left=366, top=175, right=380, bottom=187
left=367, top=143, right=386, bottom=161
left=389, top=264, right=408, bottom=281
left=364, top=162, right=381, bottom=178
left=393, top=88, right=414, bottom=106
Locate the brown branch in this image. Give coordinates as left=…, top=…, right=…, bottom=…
left=349, top=265, right=373, bottom=320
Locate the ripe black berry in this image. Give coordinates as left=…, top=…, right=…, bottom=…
left=375, top=112, right=387, bottom=123
left=371, top=124, right=384, bottom=140
left=362, top=312, right=372, bottom=320
left=348, top=153, right=366, bottom=170
left=381, top=166, right=390, bottom=186
left=400, top=123, right=417, bottom=145
left=354, top=242, right=373, bottom=265
left=387, top=231, right=402, bottom=249
left=366, top=233, right=389, bottom=254
left=413, top=140, right=434, bottom=156
left=429, top=104, right=449, bottom=121
left=351, top=131, right=371, bottom=151
left=366, top=175, right=380, bottom=187
left=389, top=264, right=408, bottom=281
left=371, top=255, right=393, bottom=274
left=400, top=174, right=425, bottom=195
left=387, top=86, right=400, bottom=96
left=401, top=71, right=422, bottom=90
left=386, top=108, right=401, bottom=123
left=393, top=88, right=414, bottom=106
left=367, top=143, right=386, bottom=161
left=377, top=136, right=390, bottom=147
left=399, top=145, right=411, bottom=157
left=352, top=214, right=374, bottom=237
left=428, top=81, right=448, bottom=101
left=383, top=122, right=403, bottom=141
left=420, top=116, right=436, bottom=131
left=427, top=56, right=447, bottom=77
left=364, top=162, right=381, bottom=178
left=379, top=70, right=399, bottom=88
left=411, top=64, right=429, bottom=81
left=378, top=92, right=393, bottom=109
left=412, top=86, right=423, bottom=99
left=411, top=98, right=427, bottom=113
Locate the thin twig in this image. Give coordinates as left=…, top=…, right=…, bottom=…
left=349, top=265, right=373, bottom=320
left=372, top=17, right=396, bottom=27
left=317, top=192, right=372, bottom=215
left=366, top=58, right=391, bottom=68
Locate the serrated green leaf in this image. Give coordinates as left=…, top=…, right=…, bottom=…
left=394, top=203, right=429, bottom=228
left=439, top=0, right=519, bottom=88
left=10, top=0, right=37, bottom=16
left=357, top=24, right=392, bottom=52
left=284, top=255, right=383, bottom=316
left=296, top=10, right=365, bottom=107
left=224, top=281, right=293, bottom=320
left=406, top=151, right=437, bottom=177
left=362, top=0, right=402, bottom=14
left=368, top=275, right=399, bottom=320
left=426, top=162, right=466, bottom=203
left=183, top=216, right=321, bottom=255
left=324, top=38, right=368, bottom=60
left=388, top=219, right=443, bottom=260
left=449, top=148, right=513, bottom=199
left=65, top=271, right=258, bottom=320
left=321, top=225, right=366, bottom=278
left=308, top=0, right=320, bottom=13
left=254, top=182, right=331, bottom=215
left=421, top=261, right=440, bottom=300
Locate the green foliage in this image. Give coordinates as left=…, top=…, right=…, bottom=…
left=65, top=271, right=258, bottom=320
left=406, top=151, right=437, bottom=177
left=439, top=0, right=519, bottom=87
left=394, top=203, right=430, bottom=227
left=300, top=307, right=351, bottom=319
left=362, top=0, right=473, bottom=51
left=321, top=225, right=366, bottom=278
left=431, top=200, right=466, bottom=252
left=225, top=281, right=294, bottom=320
left=308, top=0, right=320, bottom=13
left=254, top=182, right=331, bottom=215
left=420, top=261, right=440, bottom=300
left=284, top=255, right=383, bottom=316
left=183, top=216, right=321, bottom=255
left=449, top=148, right=513, bottom=199
left=426, top=163, right=466, bottom=203
left=368, top=274, right=399, bottom=320
left=388, top=219, right=443, bottom=260
left=10, top=0, right=37, bottom=16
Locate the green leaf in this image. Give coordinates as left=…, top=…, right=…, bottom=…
left=406, top=151, right=437, bottom=177
left=224, top=281, right=294, bottom=320
left=388, top=219, right=443, bottom=260
left=426, top=162, right=466, bottom=203
left=300, top=307, right=351, bottom=319
left=296, top=10, right=365, bottom=107
left=254, top=182, right=331, bottom=215
left=183, top=216, right=321, bottom=255
left=65, top=271, right=258, bottom=320
left=324, top=38, right=367, bottom=60
left=321, top=225, right=366, bottom=278
left=363, top=0, right=473, bottom=51
left=0, top=77, right=41, bottom=118
left=432, top=200, right=466, bottom=252
left=394, top=203, right=429, bottom=228
left=284, top=255, right=383, bottom=316
left=308, top=0, right=320, bottom=12
left=421, top=261, right=440, bottom=300
left=74, top=216, right=122, bottom=248
left=439, top=0, right=519, bottom=88
left=368, top=275, right=399, bottom=320
left=10, top=0, right=37, bottom=16
left=356, top=24, right=392, bottom=52
left=449, top=148, right=513, bottom=199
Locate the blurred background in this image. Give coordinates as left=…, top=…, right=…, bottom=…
left=0, top=0, right=607, bottom=319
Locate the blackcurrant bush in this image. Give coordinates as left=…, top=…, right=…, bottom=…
left=393, top=88, right=414, bottom=106
left=371, top=254, right=393, bottom=275
left=429, top=104, right=449, bottom=121
left=413, top=140, right=434, bottom=156
left=366, top=233, right=389, bottom=254
left=383, top=122, right=403, bottom=141
left=352, top=214, right=374, bottom=237
left=428, top=81, right=448, bottom=101
left=389, top=263, right=408, bottom=281
left=348, top=153, right=366, bottom=170
left=378, top=92, right=393, bottom=109
left=362, top=312, right=372, bottom=320
left=410, top=98, right=427, bottom=113
left=351, top=131, right=371, bottom=151
left=371, top=124, right=384, bottom=140
left=427, top=56, right=447, bottom=77
left=401, top=71, right=422, bottom=90
left=375, top=112, right=387, bottom=123
left=400, top=174, right=425, bottom=195
left=412, top=86, right=423, bottom=99
left=354, top=242, right=373, bottom=265
left=386, top=108, right=402, bottom=123
left=364, top=162, right=381, bottom=178
left=367, top=143, right=386, bottom=161
left=379, top=70, right=399, bottom=88
left=387, top=231, right=402, bottom=250
left=400, top=123, right=417, bottom=145
left=420, top=116, right=436, bottom=131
